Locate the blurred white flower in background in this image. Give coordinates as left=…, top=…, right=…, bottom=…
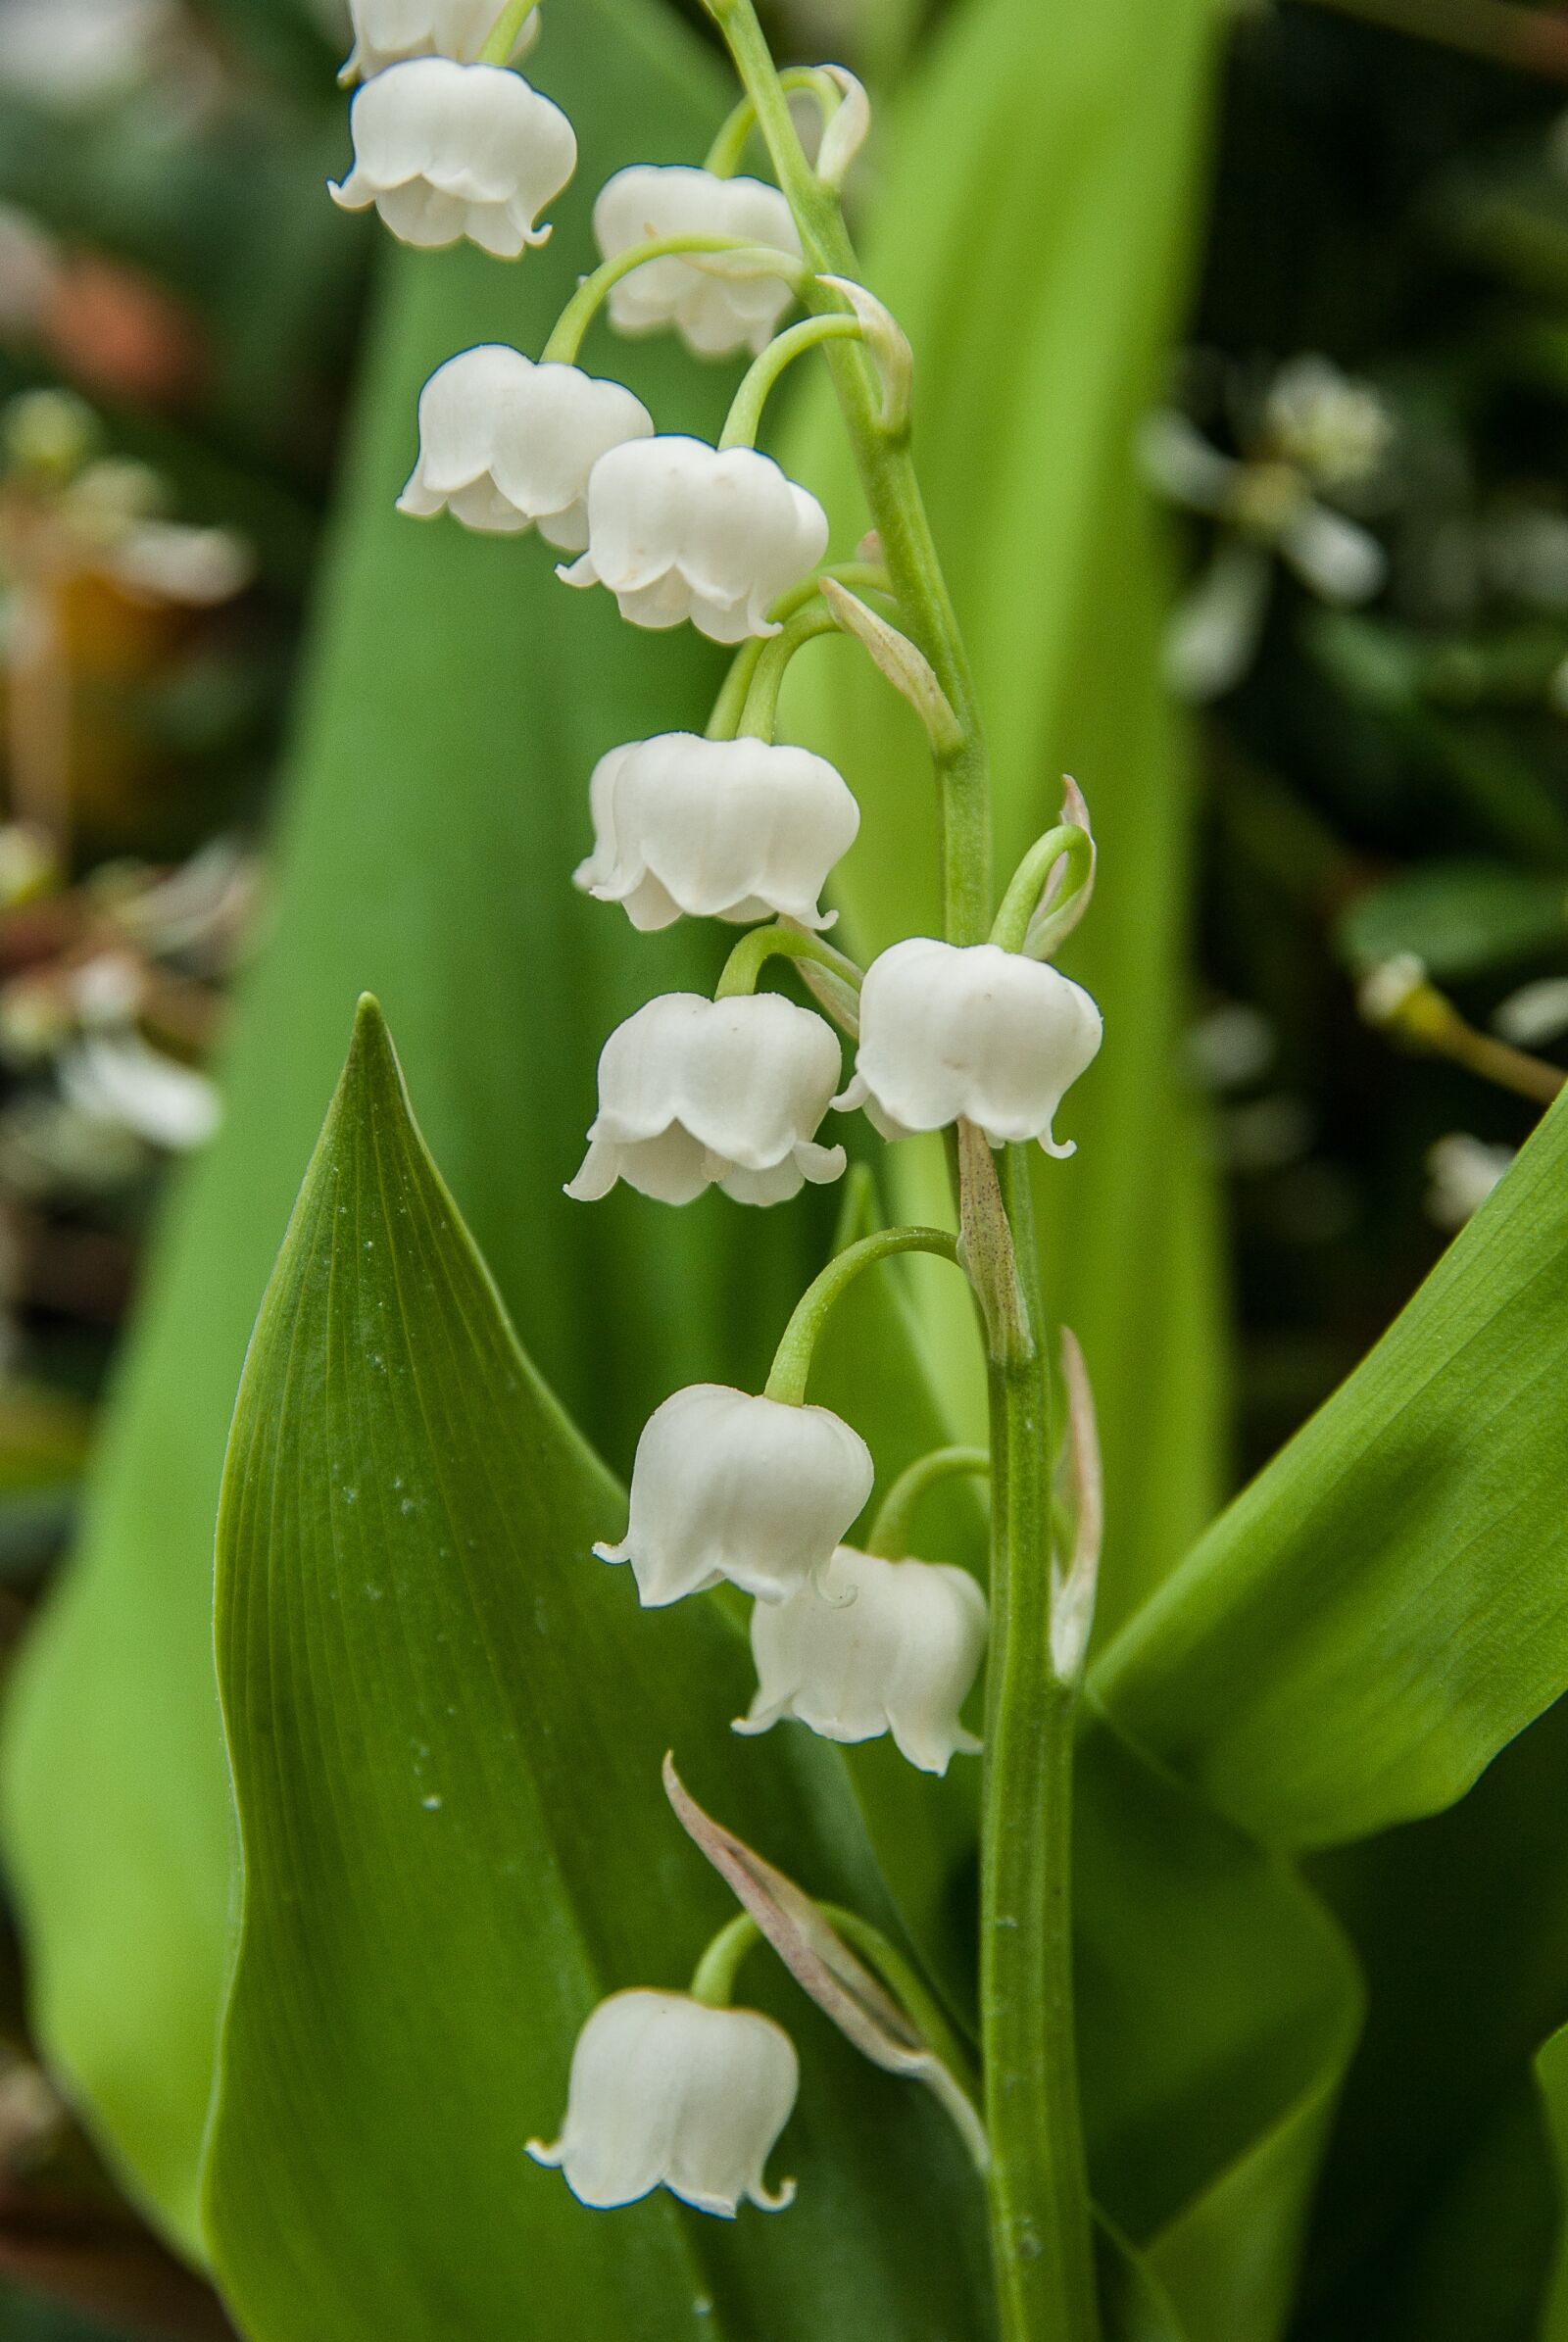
left=1425, top=1133, right=1514, bottom=1231
left=1493, top=976, right=1568, bottom=1049
left=0, top=0, right=179, bottom=108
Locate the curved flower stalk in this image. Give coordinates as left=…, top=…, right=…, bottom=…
left=595, top=1383, right=873, bottom=1606
left=352, top=3, right=1111, bottom=2330
left=593, top=165, right=802, bottom=357
left=737, top=1545, right=988, bottom=1775
left=330, top=60, right=575, bottom=256
left=397, top=347, right=651, bottom=543
left=559, top=437, right=828, bottom=641
left=574, top=733, right=858, bottom=930
left=836, top=938, right=1102, bottom=1154
left=341, top=0, right=540, bottom=83
left=565, top=991, right=846, bottom=1204
left=1143, top=352, right=1395, bottom=702
left=527, top=1989, right=798, bottom=2215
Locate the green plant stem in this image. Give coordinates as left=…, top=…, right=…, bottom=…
left=866, top=1445, right=991, bottom=1559
left=477, top=0, right=537, bottom=63
left=764, top=1227, right=962, bottom=1405
left=738, top=605, right=841, bottom=737
left=981, top=1147, right=1098, bottom=2340
left=706, top=67, right=845, bottom=176
left=689, top=1912, right=762, bottom=2006
left=541, top=237, right=805, bottom=366
left=713, top=921, right=863, bottom=1005
left=704, top=0, right=992, bottom=947
left=719, top=315, right=867, bottom=451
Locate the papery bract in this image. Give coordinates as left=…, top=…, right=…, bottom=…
left=737, top=1544, right=987, bottom=1775
left=593, top=164, right=801, bottom=358
left=595, top=1384, right=872, bottom=1606
left=835, top=938, right=1102, bottom=1155
left=573, top=732, right=858, bottom=930
left=559, top=437, right=828, bottom=643
left=341, top=0, right=539, bottom=83
left=329, top=59, right=575, bottom=259
left=527, top=1990, right=798, bottom=2216
left=565, top=992, right=846, bottom=1206
left=398, top=347, right=652, bottom=547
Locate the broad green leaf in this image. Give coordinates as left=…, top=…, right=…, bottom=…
left=0, top=0, right=830, bottom=2252
left=206, top=1000, right=990, bottom=2342
left=1095, top=1084, right=1568, bottom=1849
left=780, top=0, right=1228, bottom=1638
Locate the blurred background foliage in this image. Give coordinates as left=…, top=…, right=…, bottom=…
left=0, top=0, right=1561, bottom=2334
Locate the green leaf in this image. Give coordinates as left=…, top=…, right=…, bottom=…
left=779, top=0, right=1228, bottom=1639
left=0, top=0, right=830, bottom=2254
left=1095, top=1086, right=1568, bottom=1850
left=205, top=1000, right=990, bottom=2342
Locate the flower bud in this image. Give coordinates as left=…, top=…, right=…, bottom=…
left=528, top=1990, right=798, bottom=2217
left=341, top=0, right=540, bottom=83
left=835, top=938, right=1102, bottom=1155
left=573, top=733, right=859, bottom=931
left=566, top=993, right=846, bottom=1207
left=593, top=165, right=801, bottom=359
left=329, top=59, right=575, bottom=259
left=596, top=1384, right=872, bottom=1606
left=559, top=437, right=828, bottom=643
left=737, top=1545, right=986, bottom=1775
left=398, top=347, right=652, bottom=547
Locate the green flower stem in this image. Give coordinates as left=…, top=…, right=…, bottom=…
left=718, top=315, right=867, bottom=452
left=541, top=238, right=806, bottom=366
left=705, top=568, right=891, bottom=740
left=477, top=0, right=537, bottom=63
left=981, top=1143, right=1098, bottom=2341
left=990, top=824, right=1094, bottom=955
left=705, top=67, right=845, bottom=177
left=764, top=1227, right=963, bottom=1406
left=689, top=1912, right=762, bottom=2007
left=771, top=560, right=890, bottom=623
left=866, top=1445, right=991, bottom=1560
left=707, top=641, right=768, bottom=741
left=701, top=0, right=992, bottom=950
left=713, top=919, right=862, bottom=1008
left=737, top=605, right=841, bottom=738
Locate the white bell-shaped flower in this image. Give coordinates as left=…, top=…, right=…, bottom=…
left=397, top=346, right=652, bottom=547
left=595, top=1383, right=872, bottom=1606
left=560, top=438, right=828, bottom=643
left=593, top=165, right=802, bottom=359
left=835, top=938, right=1102, bottom=1156
left=573, top=733, right=858, bottom=930
left=528, top=1990, right=798, bottom=2217
left=566, top=992, right=846, bottom=1207
left=329, top=59, right=575, bottom=258
left=341, top=0, right=539, bottom=83
left=737, top=1545, right=987, bottom=1776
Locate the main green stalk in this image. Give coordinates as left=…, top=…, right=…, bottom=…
left=702, top=6, right=1100, bottom=2332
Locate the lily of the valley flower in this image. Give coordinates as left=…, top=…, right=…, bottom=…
left=573, top=733, right=858, bottom=930
left=398, top=346, right=652, bottom=545
left=596, top=1384, right=872, bottom=1606
left=593, top=165, right=802, bottom=358
left=342, top=0, right=540, bottom=83
left=329, top=60, right=575, bottom=258
left=737, top=1545, right=987, bottom=1776
left=560, top=438, right=828, bottom=643
left=566, top=992, right=845, bottom=1206
left=528, top=1990, right=798, bottom=2216
left=836, top=938, right=1102, bottom=1155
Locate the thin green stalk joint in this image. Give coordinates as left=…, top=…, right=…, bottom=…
left=764, top=1226, right=964, bottom=1406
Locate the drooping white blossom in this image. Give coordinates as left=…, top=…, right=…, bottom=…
left=341, top=0, right=540, bottom=84
left=329, top=60, right=575, bottom=259
left=397, top=346, right=652, bottom=546
left=737, top=1544, right=987, bottom=1776
left=573, top=733, right=858, bottom=930
left=593, top=165, right=802, bottom=359
left=528, top=1990, right=798, bottom=2217
left=595, top=1383, right=872, bottom=1606
left=835, top=939, right=1102, bottom=1155
left=560, top=438, right=828, bottom=643
left=566, top=992, right=846, bottom=1206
